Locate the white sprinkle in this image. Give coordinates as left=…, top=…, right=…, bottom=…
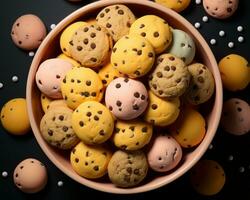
left=50, top=24, right=56, bottom=30
left=237, top=26, right=243, bottom=32
left=2, top=171, right=8, bottom=178
left=228, top=155, right=234, bottom=161
left=194, top=22, right=201, bottom=29
left=57, top=181, right=64, bottom=187
left=228, top=42, right=234, bottom=48
left=219, top=30, right=225, bottom=37
left=210, top=39, right=216, bottom=45
left=0, top=82, right=3, bottom=89
left=12, top=76, right=19, bottom=82
left=202, top=16, right=209, bottom=22
left=208, top=144, right=213, bottom=149
left=239, top=167, right=245, bottom=173
left=29, top=51, right=35, bottom=57
left=238, top=36, right=244, bottom=43
left=195, top=0, right=201, bottom=4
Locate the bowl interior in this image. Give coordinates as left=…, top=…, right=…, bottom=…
left=26, top=0, right=222, bottom=194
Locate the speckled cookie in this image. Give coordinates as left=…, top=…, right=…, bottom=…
left=129, top=15, right=172, bottom=54
left=40, top=106, right=79, bottom=149
left=112, top=120, right=153, bottom=151
left=69, top=24, right=113, bottom=68
left=108, top=150, right=148, bottom=187
left=72, top=101, right=114, bottom=145
left=185, top=63, right=215, bottom=105
left=96, top=4, right=136, bottom=42
left=111, top=35, right=155, bottom=78
left=144, top=90, right=180, bottom=126
left=168, top=29, right=196, bottom=65
left=61, top=67, right=103, bottom=109
left=70, top=142, right=112, bottom=179
left=149, top=54, right=190, bottom=98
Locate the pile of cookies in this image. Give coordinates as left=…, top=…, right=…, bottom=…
left=36, top=4, right=215, bottom=188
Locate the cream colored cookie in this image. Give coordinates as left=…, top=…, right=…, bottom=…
left=57, top=53, right=81, bottom=68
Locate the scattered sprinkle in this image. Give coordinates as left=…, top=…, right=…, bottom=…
left=228, top=42, right=234, bottom=48
left=12, top=76, right=19, bottom=82
left=238, top=36, right=244, bottom=43
left=50, top=24, right=56, bottom=30
left=202, top=16, right=209, bottom=22
left=208, top=144, right=213, bottom=149
left=195, top=0, right=201, bottom=4
left=0, top=82, right=3, bottom=89
left=228, top=155, right=234, bottom=161
left=219, top=30, right=225, bottom=37
left=29, top=51, right=35, bottom=57
left=237, top=26, right=243, bottom=32
left=2, top=171, right=8, bottom=178
left=239, top=167, right=245, bottom=173
left=57, top=181, right=64, bottom=187
left=210, top=39, right=216, bottom=45
left=194, top=22, right=201, bottom=29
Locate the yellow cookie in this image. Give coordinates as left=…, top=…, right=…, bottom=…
left=1, top=98, right=30, bottom=135
left=72, top=101, right=114, bottom=145
left=169, top=107, right=206, bottom=148
left=155, top=0, right=191, bottom=13
left=190, top=160, right=226, bottom=196
left=144, top=90, right=180, bottom=126
left=57, top=53, right=81, bottom=68
left=129, top=15, right=172, bottom=54
left=61, top=67, right=103, bottom=110
left=48, top=99, right=68, bottom=111
left=60, top=21, right=87, bottom=56
left=70, top=142, right=112, bottom=179
left=111, top=35, right=155, bottom=78
left=40, top=93, right=52, bottom=113
left=112, top=120, right=153, bottom=151
left=219, top=54, right=249, bottom=91
left=98, top=62, right=122, bottom=87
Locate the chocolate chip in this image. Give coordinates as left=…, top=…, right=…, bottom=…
left=141, top=95, right=146, bottom=100
left=227, top=7, right=232, bottom=12
left=158, top=57, right=164, bottom=63
left=148, top=52, right=154, bottom=57
left=134, top=169, right=140, bottom=175
left=106, top=23, right=112, bottom=28
left=169, top=56, right=175, bottom=61
left=127, top=167, right=132, bottom=174
left=140, top=24, right=145, bottom=28
left=198, top=76, right=204, bottom=83
left=199, top=70, right=203, bottom=74
left=69, top=40, right=73, bottom=46
left=151, top=104, right=158, bottom=110
left=56, top=75, right=60, bottom=79
left=156, top=72, right=163, bottom=78
left=129, top=126, right=135, bottom=131
left=134, top=92, right=140, bottom=98
left=120, top=145, right=127, bottom=150
left=77, top=46, right=82, bottom=51
left=142, top=127, right=148, bottom=132
left=48, top=130, right=53, bottom=136
left=124, top=78, right=129, bottom=83
left=116, top=83, right=121, bottom=88
left=90, top=43, right=96, bottom=49
left=83, top=27, right=89, bottom=32
left=62, top=126, right=68, bottom=132
left=176, top=78, right=181, bottom=83
left=98, top=111, right=103, bottom=114
left=100, top=13, right=104, bottom=18
left=91, top=92, right=96, bottom=97
left=90, top=57, right=97, bottom=62
left=112, top=48, right=117, bottom=53
left=152, top=84, right=157, bottom=89
left=90, top=32, right=96, bottom=38
left=115, top=127, right=120, bottom=133
left=86, top=151, right=90, bottom=157
left=116, top=100, right=122, bottom=107
left=81, top=91, right=90, bottom=97
left=158, top=90, right=163, bottom=95
left=79, top=121, right=84, bottom=127
left=171, top=66, right=176, bottom=71
left=18, top=41, right=22, bottom=44
left=93, top=166, right=99, bottom=171
left=75, top=158, right=79, bottom=163
left=86, top=112, right=92, bottom=117
left=141, top=32, right=146, bottom=37
left=83, top=38, right=88, bottom=45
left=59, top=115, right=64, bottom=121
left=237, top=107, right=242, bottom=112
left=127, top=22, right=131, bottom=28
left=85, top=162, right=88, bottom=166
left=16, top=23, right=19, bottom=26
left=118, top=9, right=124, bottom=15
left=154, top=32, right=159, bottom=37
left=102, top=79, right=107, bottom=84
left=86, top=80, right=91, bottom=86
left=133, top=104, right=139, bottom=110
left=109, top=106, right=113, bottom=111
left=114, top=63, right=118, bottom=66
left=38, top=80, right=42, bottom=85
left=134, top=71, right=140, bottom=76
left=105, top=8, right=110, bottom=13
left=137, top=50, right=142, bottom=55
left=132, top=48, right=137, bottom=52
left=99, top=130, right=105, bottom=136
left=164, top=66, right=170, bottom=71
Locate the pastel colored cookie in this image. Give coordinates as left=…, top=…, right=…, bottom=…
left=72, top=101, right=114, bottom=145
left=221, top=98, right=250, bottom=135
left=129, top=15, right=172, bottom=54
left=108, top=150, right=148, bottom=187
left=61, top=67, right=103, bottom=109
left=40, top=93, right=52, bottom=113
left=185, top=63, right=215, bottom=105
left=11, top=14, right=47, bottom=50
left=203, top=0, right=238, bottom=19
left=112, top=120, right=153, bottom=150
left=69, top=24, right=113, bottom=68
left=147, top=135, right=182, bottom=172
left=144, top=90, right=180, bottom=126
left=70, top=142, right=112, bottom=179
left=167, top=29, right=196, bottom=65
left=57, top=53, right=81, bottom=68
left=96, top=4, right=136, bottom=42
left=0, top=98, right=30, bottom=135
left=40, top=106, right=79, bottom=149
left=149, top=54, right=190, bottom=98
left=48, top=99, right=68, bottom=111
left=111, top=35, right=155, bottom=78
left=60, top=21, right=87, bottom=56
left=190, top=160, right=226, bottom=195
left=105, top=77, right=148, bottom=120
left=36, top=58, right=73, bottom=99
left=155, top=0, right=191, bottom=13
left=170, top=107, right=206, bottom=148
left=219, top=54, right=249, bottom=91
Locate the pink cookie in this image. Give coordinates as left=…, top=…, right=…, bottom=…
left=221, top=98, right=250, bottom=135
left=147, top=135, right=182, bottom=172
left=36, top=58, right=73, bottom=99
left=203, top=0, right=239, bottom=19
left=105, top=77, right=148, bottom=120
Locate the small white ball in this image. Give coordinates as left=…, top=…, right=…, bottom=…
left=228, top=42, right=234, bottom=48
left=195, top=0, right=201, bottom=4
left=0, top=82, right=3, bottom=89
left=194, top=22, right=201, bottom=29
left=2, top=171, right=8, bottom=178
left=208, top=144, right=213, bottom=150
left=29, top=51, right=35, bottom=57
left=238, top=36, right=244, bottom=43
left=12, top=76, right=19, bottom=82
left=237, top=26, right=243, bottom=32
left=57, top=181, right=64, bottom=187
left=239, top=167, right=245, bottom=173
left=219, top=30, right=225, bottom=37
left=202, top=16, right=208, bottom=22
left=50, top=24, right=56, bottom=30
left=210, top=39, right=216, bottom=45
left=228, top=155, right=234, bottom=161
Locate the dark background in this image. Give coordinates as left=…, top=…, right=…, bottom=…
left=0, top=0, right=249, bottom=199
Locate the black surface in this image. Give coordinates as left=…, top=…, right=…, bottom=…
left=0, top=0, right=249, bottom=199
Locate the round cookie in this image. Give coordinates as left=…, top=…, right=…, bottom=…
left=13, top=158, right=47, bottom=193
left=105, top=77, right=148, bottom=120
left=98, top=62, right=122, bottom=87
left=112, top=120, right=153, bottom=151
left=96, top=4, right=136, bottom=42
left=167, top=29, right=196, bottom=65
left=221, top=98, right=250, bottom=135
left=70, top=142, right=112, bottom=179
left=57, top=53, right=81, bottom=68
left=108, top=150, right=148, bottom=187
left=36, top=58, right=73, bottom=99
left=60, top=21, right=87, bottom=56
left=129, top=15, right=172, bottom=54
left=40, top=106, right=79, bottom=149
left=149, top=54, right=190, bottom=98
left=190, top=160, right=226, bottom=195
left=185, top=63, right=215, bottom=105
left=11, top=14, right=47, bottom=50
left=69, top=24, right=113, bottom=68
left=111, top=35, right=155, bottom=78
left=155, top=0, right=191, bottom=13
left=61, top=67, right=103, bottom=109
left=144, top=90, right=180, bottom=126
left=219, top=54, right=249, bottom=91
left=0, top=98, right=30, bottom=135
left=147, top=135, right=182, bottom=172
left=40, top=93, right=52, bottom=113
left=169, top=107, right=206, bottom=148
left=72, top=101, right=114, bottom=145
left=203, top=0, right=239, bottom=19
